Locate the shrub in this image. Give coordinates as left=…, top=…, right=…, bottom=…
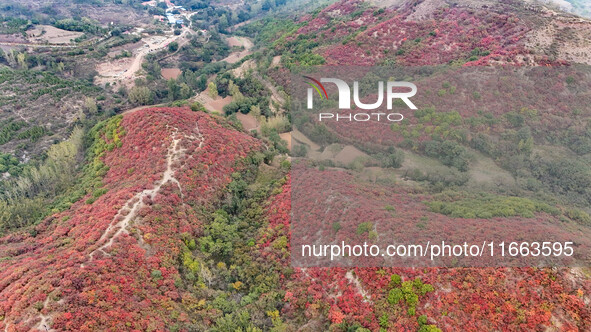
left=129, top=86, right=153, bottom=105
left=377, top=147, right=404, bottom=168
left=423, top=139, right=469, bottom=171
left=426, top=194, right=560, bottom=219
left=406, top=166, right=469, bottom=187
left=504, top=111, right=524, bottom=127
left=356, top=222, right=373, bottom=235
left=387, top=277, right=434, bottom=318
left=292, top=144, right=307, bottom=157
left=566, top=209, right=591, bottom=225
left=190, top=102, right=207, bottom=112
left=168, top=41, right=179, bottom=52
left=261, top=116, right=290, bottom=136
left=151, top=270, right=162, bottom=280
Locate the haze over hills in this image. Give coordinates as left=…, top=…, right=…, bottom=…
left=536, top=0, right=591, bottom=18
left=0, top=0, right=590, bottom=331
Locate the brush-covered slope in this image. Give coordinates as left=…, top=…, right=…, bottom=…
left=0, top=108, right=261, bottom=331
left=274, top=169, right=591, bottom=331
left=268, top=0, right=591, bottom=67
left=247, top=0, right=591, bottom=330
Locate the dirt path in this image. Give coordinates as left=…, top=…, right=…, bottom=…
left=33, top=297, right=55, bottom=332
left=123, top=28, right=189, bottom=81
left=96, top=26, right=191, bottom=88
left=83, top=122, right=204, bottom=266
left=122, top=104, right=163, bottom=115
left=221, top=36, right=254, bottom=64
left=345, top=270, right=373, bottom=303
left=30, top=106, right=204, bottom=332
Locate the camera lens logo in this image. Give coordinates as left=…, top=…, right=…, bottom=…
left=303, top=76, right=418, bottom=122
left=304, top=76, right=328, bottom=104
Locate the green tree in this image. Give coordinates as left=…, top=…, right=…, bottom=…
left=168, top=79, right=180, bottom=101
left=16, top=52, right=27, bottom=69
left=168, top=41, right=179, bottom=52
left=129, top=86, right=153, bottom=105
left=180, top=83, right=192, bottom=99
left=208, top=82, right=218, bottom=99
left=84, top=97, right=98, bottom=114
left=219, top=14, right=229, bottom=31
left=190, top=102, right=207, bottom=112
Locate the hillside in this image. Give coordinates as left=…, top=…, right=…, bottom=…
left=272, top=175, right=591, bottom=330
left=1, top=0, right=591, bottom=331
left=266, top=0, right=591, bottom=67
left=536, top=0, right=591, bottom=18
left=0, top=108, right=262, bottom=330
left=249, top=0, right=591, bottom=330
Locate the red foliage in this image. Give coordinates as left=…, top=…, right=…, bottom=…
left=0, top=108, right=261, bottom=331
left=260, top=170, right=591, bottom=331
left=289, top=0, right=573, bottom=68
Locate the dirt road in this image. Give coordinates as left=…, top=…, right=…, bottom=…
left=96, top=26, right=191, bottom=87
left=123, top=27, right=190, bottom=82
left=221, top=36, right=254, bottom=64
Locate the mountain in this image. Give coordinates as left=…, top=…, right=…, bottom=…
left=1, top=0, right=591, bottom=331
left=0, top=108, right=263, bottom=330
left=282, top=0, right=591, bottom=66
left=537, top=0, right=591, bottom=18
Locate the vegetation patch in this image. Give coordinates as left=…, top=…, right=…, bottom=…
left=426, top=193, right=560, bottom=219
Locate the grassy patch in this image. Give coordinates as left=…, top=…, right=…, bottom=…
left=425, top=193, right=560, bottom=219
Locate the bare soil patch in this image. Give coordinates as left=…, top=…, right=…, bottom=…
left=292, top=129, right=320, bottom=151
left=161, top=68, right=182, bottom=80
left=525, top=15, right=591, bottom=65
left=405, top=0, right=447, bottom=21
left=334, top=145, right=368, bottom=165
left=226, top=36, right=252, bottom=48
left=95, top=57, right=134, bottom=86
left=191, top=90, right=231, bottom=114
left=232, top=59, right=255, bottom=78
left=367, top=0, right=406, bottom=8
left=27, top=25, right=83, bottom=44
left=222, top=36, right=254, bottom=64
left=467, top=151, right=516, bottom=188
left=236, top=113, right=258, bottom=132
left=208, top=96, right=233, bottom=113
left=107, top=40, right=144, bottom=56
left=94, top=30, right=188, bottom=88
left=271, top=56, right=281, bottom=66
left=280, top=132, right=292, bottom=150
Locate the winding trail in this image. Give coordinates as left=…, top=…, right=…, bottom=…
left=345, top=270, right=373, bottom=303
left=82, top=122, right=204, bottom=266
left=22, top=117, right=205, bottom=331
left=33, top=297, right=54, bottom=332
